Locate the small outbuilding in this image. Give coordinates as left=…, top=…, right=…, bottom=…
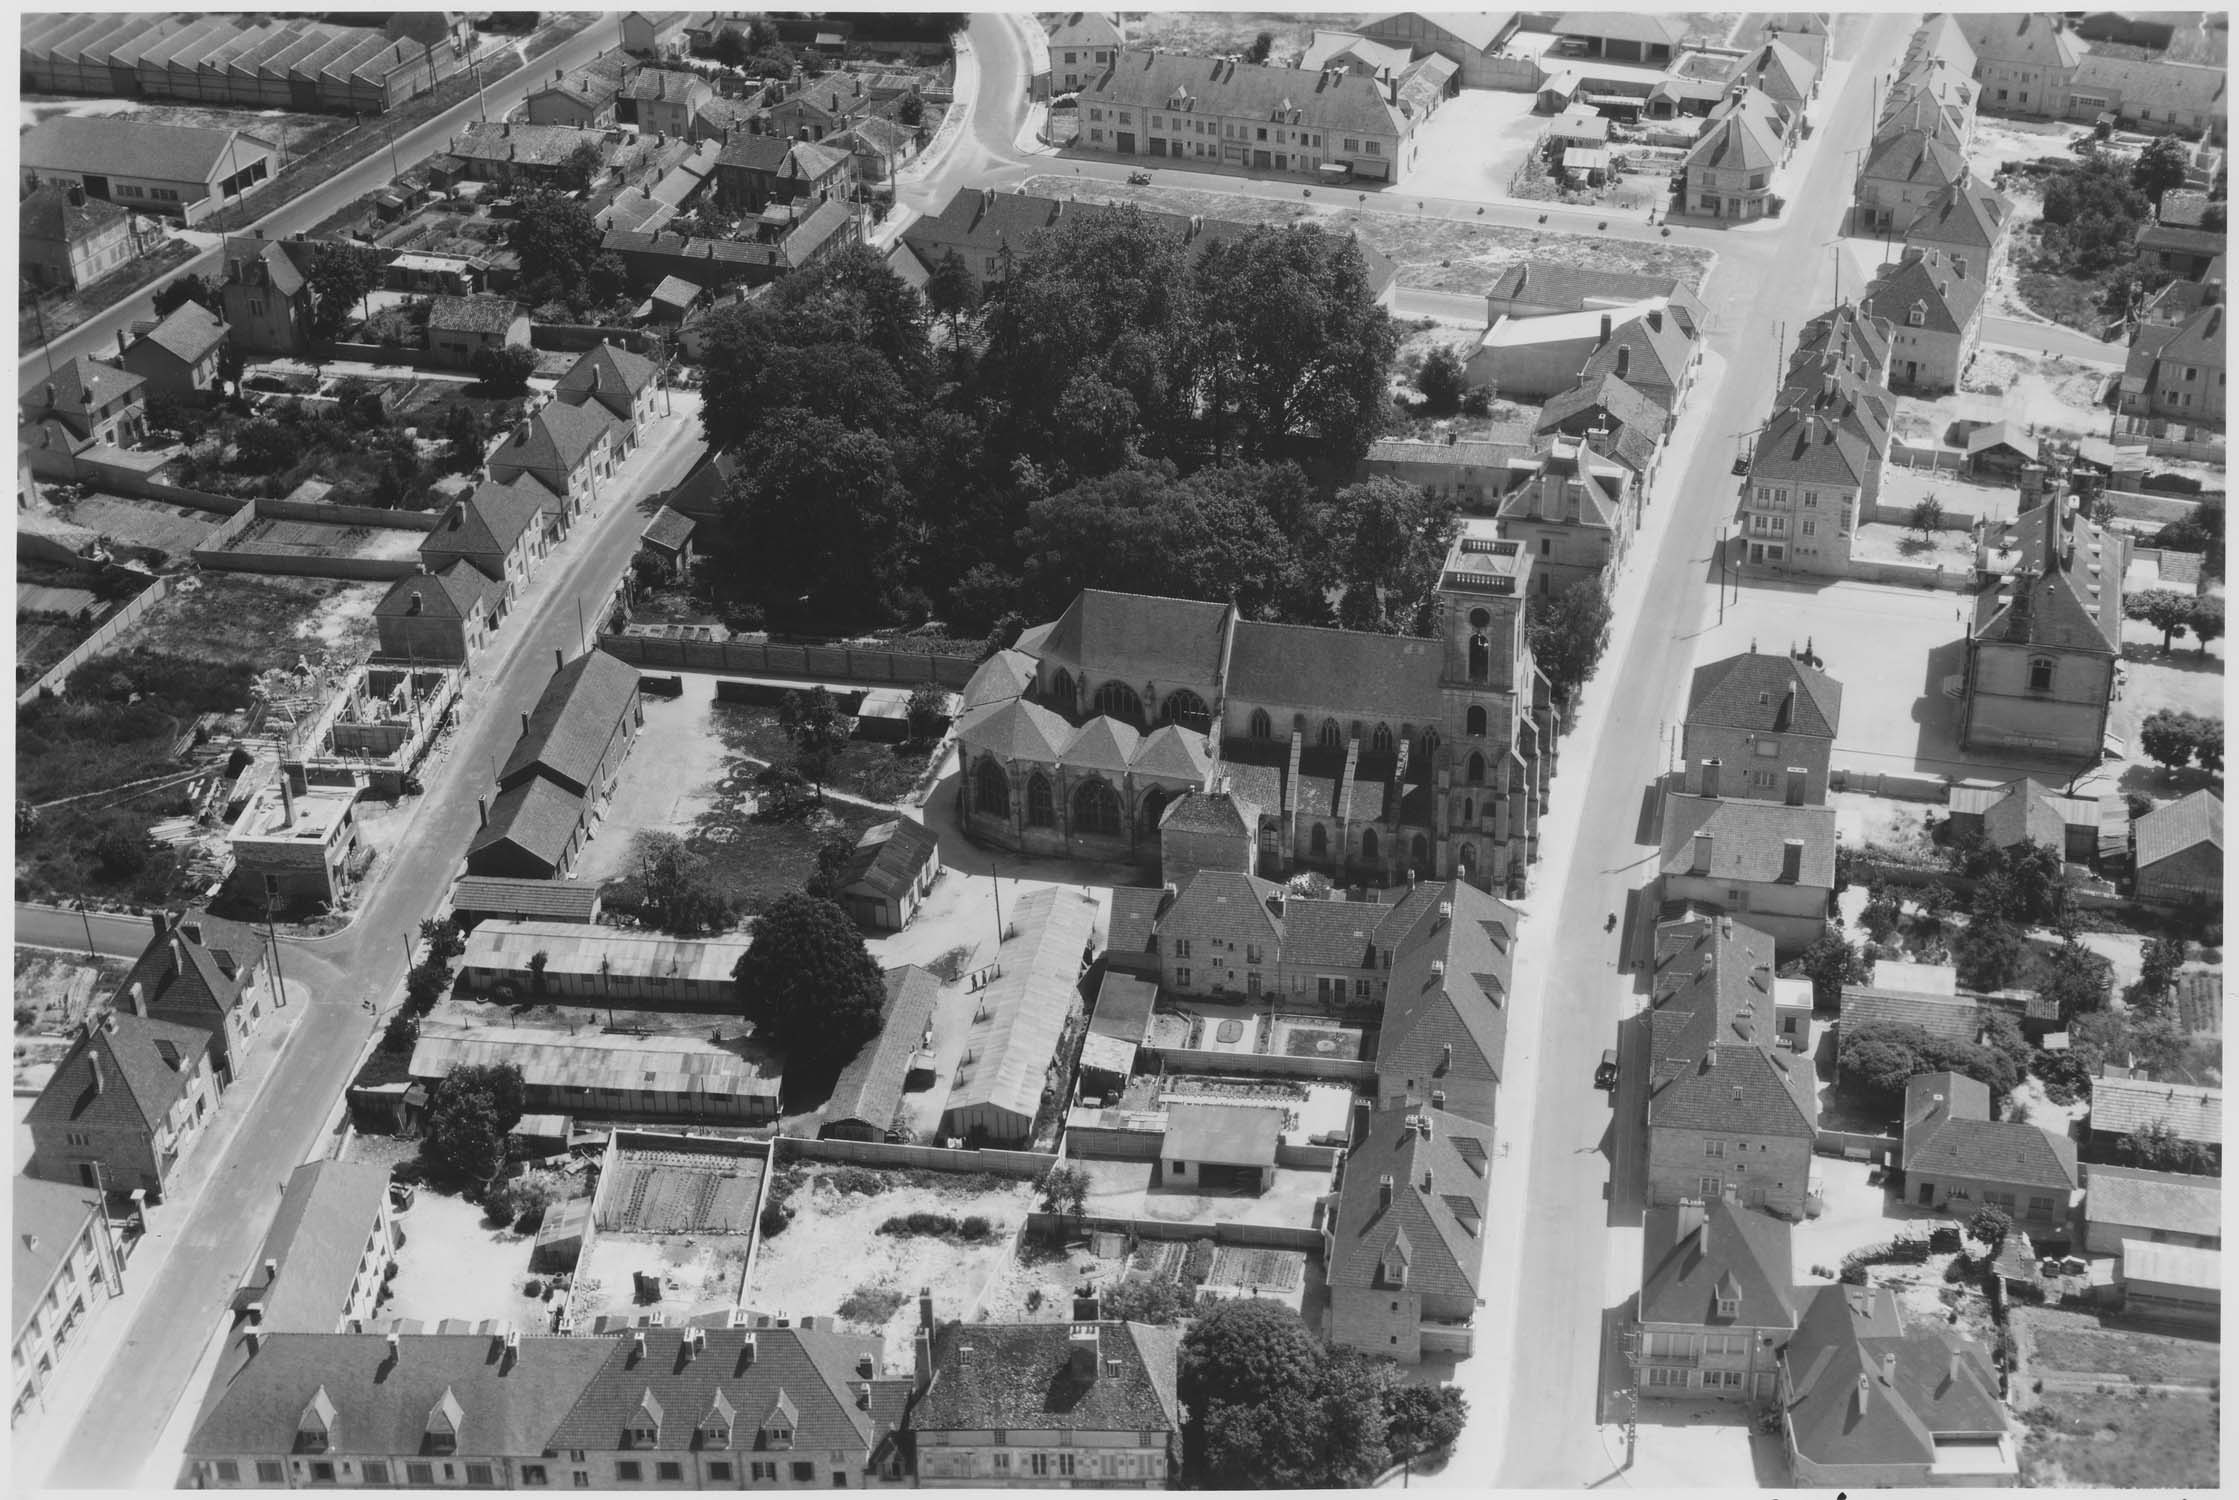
left=1079, top=972, right=1157, bottom=1095
left=835, top=818, right=941, bottom=933
left=1964, top=421, right=2039, bottom=480
left=2119, top=1238, right=2219, bottom=1324
left=1157, top=1102, right=1282, bottom=1195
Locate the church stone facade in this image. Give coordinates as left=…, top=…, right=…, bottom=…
left=954, top=521, right=1559, bottom=891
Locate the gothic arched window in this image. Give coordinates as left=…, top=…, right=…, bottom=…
left=1073, top=778, right=1123, bottom=836
left=1094, top=681, right=1144, bottom=726
left=1141, top=788, right=1169, bottom=832
left=1466, top=752, right=1486, bottom=785
left=1160, top=689, right=1210, bottom=727
left=1371, top=724, right=1393, bottom=754
left=1310, top=824, right=1329, bottom=856
left=1319, top=719, right=1343, bottom=751
left=1466, top=705, right=1487, bottom=737
left=974, top=758, right=1010, bottom=818
left=1026, top=772, right=1054, bottom=828
left=1249, top=708, right=1272, bottom=740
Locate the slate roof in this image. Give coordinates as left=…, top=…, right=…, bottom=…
left=14, top=1179, right=104, bottom=1335
left=1639, top=1198, right=1795, bottom=1331
left=840, top=818, right=940, bottom=902
left=469, top=776, right=584, bottom=870
left=24, top=356, right=146, bottom=429
left=2084, top=1164, right=2220, bottom=1241
left=221, top=236, right=313, bottom=297
left=557, top=340, right=659, bottom=405
left=186, top=1332, right=616, bottom=1461
left=1685, top=88, right=1785, bottom=176
left=1327, top=1103, right=1491, bottom=1298
left=956, top=696, right=1073, bottom=763
left=1083, top=50, right=1412, bottom=135
left=1230, top=619, right=1445, bottom=724
left=662, top=449, right=738, bottom=520
left=823, top=965, right=940, bottom=1138
left=499, top=651, right=639, bottom=795
left=1159, top=869, right=1286, bottom=951
left=236, top=1160, right=392, bottom=1332
left=620, top=63, right=713, bottom=103
left=1972, top=498, right=2125, bottom=654
left=958, top=649, right=1035, bottom=713
left=114, top=915, right=262, bottom=1037
left=1862, top=246, right=1984, bottom=339
left=1647, top=917, right=1815, bottom=1140
left=21, top=184, right=132, bottom=246
left=1685, top=650, right=1843, bottom=739
left=911, top=1317, right=1179, bottom=1434
left=1864, top=126, right=1968, bottom=194
left=1902, top=1073, right=2077, bottom=1192
left=495, top=399, right=620, bottom=481
left=1909, top=177, right=2013, bottom=254
left=1102, top=887, right=1169, bottom=968
left=640, top=505, right=696, bottom=554
left=554, top=1324, right=894, bottom=1454
left=1577, top=306, right=1696, bottom=405
left=1536, top=370, right=1667, bottom=443
left=2089, top=1075, right=2222, bottom=1145
left=1379, top=881, right=1514, bottom=1089
left=27, top=1015, right=211, bottom=1133
left=429, top=294, right=522, bottom=336
left=1746, top=37, right=1819, bottom=106
left=1750, top=404, right=1879, bottom=488
left=1032, top=589, right=1229, bottom=691
left=1957, top=12, right=2086, bottom=71
left=21, top=116, right=274, bottom=188
left=1164, top=1101, right=1282, bottom=1167
left=421, top=476, right=550, bottom=577
left=1660, top=794, right=1838, bottom=889
left=377, top=563, right=496, bottom=622
left=131, top=300, right=229, bottom=367
left=1780, top=1284, right=2008, bottom=1472
left=2135, top=789, right=2221, bottom=870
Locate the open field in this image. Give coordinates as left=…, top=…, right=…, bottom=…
left=52, top=494, right=226, bottom=560
left=111, top=573, right=380, bottom=671
left=2020, top=1387, right=2220, bottom=1489
left=1124, top=13, right=1367, bottom=65
left=1015, top=174, right=1715, bottom=294
left=2016, top=1305, right=2222, bottom=1385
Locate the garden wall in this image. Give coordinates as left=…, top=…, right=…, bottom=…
left=1064, top=1126, right=1164, bottom=1161
left=1024, top=1211, right=1322, bottom=1251
left=15, top=573, right=179, bottom=707
left=1137, top=1046, right=1377, bottom=1085
left=1829, top=768, right=1957, bottom=802
left=1842, top=557, right=1970, bottom=591
left=188, top=498, right=427, bottom=581
left=1275, top=1141, right=1343, bottom=1171
left=775, top=1134, right=1056, bottom=1178
left=600, top=631, right=979, bottom=688
left=531, top=323, right=654, bottom=354
left=69, top=471, right=442, bottom=531
left=1814, top=1128, right=1897, bottom=1161
left=714, top=680, right=868, bottom=712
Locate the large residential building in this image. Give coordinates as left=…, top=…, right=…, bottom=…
left=1739, top=348, right=1891, bottom=576
left=13, top=1180, right=126, bottom=1429
left=553, top=341, right=662, bottom=451
left=218, top=237, right=321, bottom=355
left=1045, top=11, right=1122, bottom=95
left=466, top=650, right=643, bottom=881
left=909, top=1292, right=1181, bottom=1487
left=1658, top=797, right=1838, bottom=957
left=2120, top=300, right=2224, bottom=429
left=1956, top=12, right=2086, bottom=120
left=21, top=116, right=276, bottom=224
left=1680, top=649, right=1842, bottom=809
left=20, top=184, right=159, bottom=291
left=1645, top=916, right=1817, bottom=1215
left=112, top=910, right=271, bottom=1085
left=25, top=1011, right=221, bottom=1201
left=1326, top=1102, right=1492, bottom=1363
left=1076, top=50, right=1419, bottom=182
left=1683, top=86, right=1790, bottom=221
left=1960, top=493, right=2128, bottom=763
left=1491, top=438, right=1641, bottom=597
left=1636, top=1196, right=1796, bottom=1401
left=957, top=519, right=1557, bottom=891
left=232, top=1160, right=397, bottom=1335
left=1860, top=245, right=1986, bottom=394
left=1905, top=176, right=2013, bottom=271
left=1900, top=1073, right=2078, bottom=1233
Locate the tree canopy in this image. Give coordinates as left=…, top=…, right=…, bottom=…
left=1528, top=579, right=1615, bottom=705
left=734, top=893, right=887, bottom=1068
left=633, top=831, right=734, bottom=935
left=1179, top=1299, right=1392, bottom=1487
left=421, top=1063, right=526, bottom=1190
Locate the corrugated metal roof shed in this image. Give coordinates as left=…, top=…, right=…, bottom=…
left=460, top=918, right=749, bottom=987
left=409, top=1025, right=780, bottom=1103
left=940, top=887, right=1096, bottom=1140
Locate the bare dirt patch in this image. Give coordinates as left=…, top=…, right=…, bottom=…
left=1125, top=13, right=1367, bottom=65
left=385, top=1187, right=559, bottom=1333
left=2021, top=1386, right=2219, bottom=1489
left=2018, top=1306, right=2222, bottom=1385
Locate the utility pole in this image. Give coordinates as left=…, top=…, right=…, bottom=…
left=264, top=890, right=290, bottom=1010
left=78, top=902, right=97, bottom=962
left=990, top=861, right=1004, bottom=951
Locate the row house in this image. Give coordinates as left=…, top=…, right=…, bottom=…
left=419, top=474, right=558, bottom=620
left=233, top=1161, right=398, bottom=1335
left=1077, top=50, right=1418, bottom=182
left=554, top=341, right=663, bottom=453
left=1681, top=649, right=1842, bottom=809
left=523, top=53, right=632, bottom=129
left=2120, top=298, right=2224, bottom=430
left=1325, top=1103, right=1493, bottom=1363
left=713, top=134, right=852, bottom=212
left=1860, top=245, right=1985, bottom=394
left=26, top=1011, right=221, bottom=1202
left=1740, top=346, right=1893, bottom=576
left=488, top=401, right=622, bottom=519
left=12, top=1180, right=126, bottom=1428
left=622, top=64, right=717, bottom=138
left=374, top=564, right=498, bottom=666
left=1907, top=177, right=2013, bottom=270
left=467, top=649, right=645, bottom=881
left=1659, top=795, right=1838, bottom=959
left=1956, top=12, right=2085, bottom=120
left=444, top=121, right=619, bottom=191
left=1491, top=438, right=1641, bottom=597
left=111, top=910, right=271, bottom=1085
left=1636, top=1196, right=1796, bottom=1401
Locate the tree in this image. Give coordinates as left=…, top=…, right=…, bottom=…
left=2131, top=133, right=2190, bottom=201
left=1384, top=1384, right=1469, bottom=1464
left=559, top=140, right=606, bottom=195
left=2153, top=498, right=2225, bottom=578
left=777, top=687, right=853, bottom=801
left=1037, top=1163, right=1090, bottom=1224
left=734, top=894, right=887, bottom=1068
left=471, top=343, right=537, bottom=394
left=1527, top=579, right=1614, bottom=705
left=923, top=250, right=981, bottom=352
left=1797, top=930, right=1870, bottom=1009
left=2135, top=935, right=2185, bottom=1016
left=1100, top=1278, right=1195, bottom=1325
left=2125, top=587, right=2196, bottom=653
left=419, top=916, right=466, bottom=964
left=1859, top=883, right=1902, bottom=944
left=635, top=831, right=734, bottom=935
left=2194, top=717, right=2224, bottom=774
left=419, top=1062, right=526, bottom=1190
left=1842, top=1029, right=1926, bottom=1100
left=306, top=243, right=383, bottom=341
left=2036, top=938, right=2113, bottom=1024
left=1966, top=1204, right=2014, bottom=1254
left=526, top=950, right=549, bottom=997
left=511, top=191, right=609, bottom=311
left=716, top=414, right=909, bottom=631
left=1909, top=496, right=1945, bottom=537
left=1179, top=1299, right=1390, bottom=1488
left=153, top=273, right=219, bottom=318
left=1245, top=30, right=1274, bottom=63
left=803, top=832, right=857, bottom=901
left=897, top=92, right=925, bottom=127
left=404, top=957, right=453, bottom=1016
left=91, top=825, right=149, bottom=881
left=445, top=401, right=488, bottom=471
left=904, top=682, right=949, bottom=745
left=2139, top=708, right=2200, bottom=771
left=1416, top=346, right=1466, bottom=415
left=2118, top=1120, right=2218, bottom=1176
left=1953, top=914, right=2027, bottom=992
left=2188, top=594, right=2223, bottom=657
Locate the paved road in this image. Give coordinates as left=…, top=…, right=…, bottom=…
left=13, top=904, right=161, bottom=959
left=897, top=11, right=1037, bottom=216
left=37, top=398, right=708, bottom=1490
left=17, top=19, right=623, bottom=398
left=1980, top=313, right=2129, bottom=368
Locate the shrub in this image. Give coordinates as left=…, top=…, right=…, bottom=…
left=826, top=1166, right=892, bottom=1196
left=1183, top=1238, right=1216, bottom=1284
left=483, top=1180, right=520, bottom=1222
left=1927, top=1225, right=1962, bottom=1254
left=525, top=1278, right=544, bottom=1298
left=960, top=1215, right=992, bottom=1240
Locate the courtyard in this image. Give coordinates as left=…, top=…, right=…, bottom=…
left=1400, top=90, right=1552, bottom=206
left=1073, top=1157, right=1334, bottom=1234
left=378, top=1184, right=557, bottom=1334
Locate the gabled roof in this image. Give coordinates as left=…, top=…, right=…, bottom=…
left=1360, top=12, right=1514, bottom=53
left=113, top=916, right=260, bottom=1034
left=1863, top=127, right=1968, bottom=193
left=1660, top=794, right=1838, bottom=889
left=1487, top=260, right=1707, bottom=330
left=556, top=341, right=658, bottom=406
left=839, top=819, right=940, bottom=902
left=424, top=476, right=551, bottom=571
left=494, top=399, right=620, bottom=479
left=1646, top=917, right=1815, bottom=1140
left=20, top=184, right=131, bottom=246
left=1160, top=869, right=1287, bottom=950
left=448, top=876, right=604, bottom=925
left=1535, top=370, right=1666, bottom=441
left=1230, top=619, right=1445, bottom=724
left=1083, top=50, right=1410, bottom=138
left=21, top=116, right=275, bottom=188
left=469, top=777, right=584, bottom=868
left=1909, top=177, right=2013, bottom=255
left=1103, top=887, right=1168, bottom=967
left=640, top=505, right=696, bottom=553
left=27, top=1015, right=212, bottom=1134
left=131, top=300, right=229, bottom=366
left=959, top=648, right=1035, bottom=713
left=943, top=887, right=1098, bottom=1127
left=1640, top=1198, right=1795, bottom=1331
left=551, top=1324, right=891, bottom=1453
left=22, top=357, right=146, bottom=429
left=1684, top=89, right=1784, bottom=176
left=1553, top=12, right=1686, bottom=47
left=500, top=651, right=640, bottom=794
left=1862, top=246, right=1984, bottom=338
left=15, top=1180, right=105, bottom=1332
left=911, top=1318, right=1180, bottom=1434
left=1902, top=1073, right=2077, bottom=1191
left=1957, top=12, right=2087, bottom=72
left=2085, top=1164, right=2220, bottom=1240
left=1327, top=1103, right=1491, bottom=1298
left=453, top=120, right=614, bottom=169
left=428, top=294, right=523, bottom=336
left=1781, top=1285, right=2008, bottom=1472
left=2136, top=789, right=2222, bottom=870
left=1379, top=881, right=1515, bottom=1089
left=1685, top=650, right=1842, bottom=738
left=1749, top=403, right=1878, bottom=488
left=221, top=236, right=314, bottom=297
left=1578, top=305, right=1696, bottom=402
left=1841, top=986, right=1992, bottom=1046
left=620, top=63, right=713, bottom=103
left=1159, top=789, right=1250, bottom=838
left=1032, top=589, right=1230, bottom=690
left=823, top=965, right=940, bottom=1137
left=1163, top=1100, right=1281, bottom=1166
left=378, top=563, right=496, bottom=622
left=2090, top=1074, right=2222, bottom=1145
left=1971, top=498, right=2125, bottom=655
left=236, top=1160, right=393, bottom=1332
left=2072, top=54, right=2228, bottom=116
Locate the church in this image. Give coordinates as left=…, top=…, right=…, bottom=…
left=954, top=520, right=1560, bottom=891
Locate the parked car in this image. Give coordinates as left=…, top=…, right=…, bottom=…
left=1127, top=169, right=1152, bottom=185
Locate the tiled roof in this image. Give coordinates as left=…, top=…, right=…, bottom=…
left=448, top=876, right=603, bottom=924
left=1909, top=176, right=2012, bottom=254
left=133, top=300, right=228, bottom=366
left=495, top=399, right=620, bottom=481
left=1554, top=12, right=1687, bottom=47
left=1160, top=869, right=1286, bottom=950
left=1033, top=589, right=1229, bottom=689
left=640, top=505, right=696, bottom=553
left=236, top=1160, right=392, bottom=1332
left=1840, top=986, right=1989, bottom=1045
left=1862, top=245, right=1983, bottom=339
left=14, top=1180, right=103, bottom=1334
left=1955, top=777, right=2077, bottom=850
left=221, top=236, right=313, bottom=297
left=24, top=356, right=146, bottom=427
left=1536, top=371, right=1666, bottom=441
left=650, top=274, right=702, bottom=307
left=1749, top=402, right=1879, bottom=488
left=1686, top=652, right=1842, bottom=743
left=1083, top=50, right=1411, bottom=135
left=1577, top=306, right=1696, bottom=405
left=955, top=696, right=1073, bottom=763
left=1684, top=88, right=1784, bottom=175
left=1378, top=881, right=1514, bottom=1089
left=27, top=1014, right=211, bottom=1133
left=1103, top=886, right=1168, bottom=967
left=2174, top=969, right=2221, bottom=1039
left=551, top=1324, right=891, bottom=1454
left=620, top=63, right=713, bottom=103
left=1327, top=1103, right=1491, bottom=1298
left=429, top=294, right=522, bottom=336
left=499, top=651, right=639, bottom=794
left=557, top=341, right=659, bottom=405
left=2135, top=789, right=2222, bottom=870
left=1972, top=499, right=2126, bottom=655
left=469, top=777, right=584, bottom=869
left=1230, top=619, right=1444, bottom=724
left=422, top=476, right=551, bottom=577
left=1647, top=916, right=1814, bottom=1140
left=1781, top=1284, right=2008, bottom=1471
left=187, top=1332, right=615, bottom=1461
left=1368, top=434, right=1534, bottom=472
left=839, top=818, right=939, bottom=902
left=1863, top=126, right=1967, bottom=193
left=114, top=916, right=260, bottom=1035
left=377, top=563, right=496, bottom=622
left=1159, top=789, right=1250, bottom=837
left=1639, top=1198, right=1795, bottom=1331
left=1660, top=794, right=1838, bottom=888
left=20, top=183, right=131, bottom=245
left=2085, top=1164, right=2220, bottom=1241
left=22, top=116, right=273, bottom=187
left=1902, top=1073, right=2077, bottom=1191
left=911, top=1317, right=1180, bottom=1434
left=454, top=120, right=613, bottom=169
left=1746, top=37, right=1819, bottom=104
left=1957, top=12, right=2086, bottom=71
left=2072, top=54, right=2228, bottom=115
left=2089, top=1075, right=2222, bottom=1145
left=823, top=965, right=941, bottom=1136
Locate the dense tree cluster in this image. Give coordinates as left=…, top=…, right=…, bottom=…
left=734, top=893, right=887, bottom=1068
left=420, top=1063, right=526, bottom=1190
left=1841, top=1013, right=2030, bottom=1109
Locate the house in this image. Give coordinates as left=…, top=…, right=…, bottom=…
left=21, top=116, right=275, bottom=224
left=766, top=72, right=877, bottom=143
left=218, top=237, right=320, bottom=355
left=374, top=564, right=497, bottom=664
left=909, top=1291, right=1180, bottom=1487
left=641, top=274, right=702, bottom=324
left=1046, top=12, right=1123, bottom=96
left=1158, top=1101, right=1281, bottom=1194
left=836, top=116, right=921, bottom=186
left=620, top=65, right=716, bottom=138
left=20, top=183, right=156, bottom=291
left=498, top=649, right=644, bottom=803
left=1681, top=649, right=1842, bottom=807
left=659, top=448, right=738, bottom=523
left=446, top=121, right=617, bottom=190
left=939, top=887, right=1097, bottom=1145
left=1553, top=12, right=1687, bottom=65
left=1743, top=37, right=1822, bottom=120
left=836, top=818, right=942, bottom=933
left=1900, top=1073, right=2078, bottom=1232
left=1356, top=12, right=1524, bottom=90
left=637, top=505, right=696, bottom=581
left=2132, top=790, right=2221, bottom=903
left=621, top=11, right=692, bottom=59
left=1469, top=301, right=1692, bottom=409
left=487, top=401, right=621, bottom=515
left=1492, top=438, right=1640, bottom=597
left=118, top=300, right=229, bottom=398
left=2135, top=220, right=2225, bottom=280
left=226, top=781, right=363, bottom=910
left=232, top=1160, right=396, bottom=1335
left=26, top=1012, right=220, bottom=1201
left=1776, top=1284, right=2015, bottom=1487
left=2120, top=302, right=2224, bottom=429
left=822, top=966, right=941, bottom=1141
left=1957, top=12, right=2088, bottom=119
left=419, top=475, right=555, bottom=606
left=1659, top=798, right=1838, bottom=957
left=1855, top=125, right=1970, bottom=236
left=1362, top=432, right=1535, bottom=513
left=712, top=134, right=853, bottom=213
left=1860, top=245, right=1986, bottom=393
left=524, top=54, right=630, bottom=129
left=2086, top=1074, right=2221, bottom=1164
left=1741, top=373, right=1889, bottom=574
left=1960, top=494, right=2128, bottom=762
left=2082, top=1164, right=2220, bottom=1253
left=2117, top=1239, right=2218, bottom=1323
left=1645, top=916, right=1817, bottom=1214
left=1946, top=778, right=2107, bottom=862
left=1683, top=87, right=1789, bottom=221
left=425, top=295, right=528, bottom=372
left=1483, top=261, right=1709, bottom=337
left=12, top=1179, right=126, bottom=1428
left=555, top=341, right=662, bottom=448
left=1839, top=985, right=2007, bottom=1061
left=20, top=357, right=148, bottom=449
left=1079, top=971, right=1157, bottom=1089
left=183, top=1331, right=616, bottom=1490
left=1325, top=1102, right=1491, bottom=1362
left=457, top=920, right=748, bottom=1009
left=111, top=910, right=268, bottom=1086
left=1077, top=51, right=1417, bottom=183
left=1532, top=375, right=1669, bottom=481
left=1576, top=303, right=1700, bottom=415
left=2065, top=55, right=2229, bottom=142
left=1636, top=1197, right=1796, bottom=1400
left=1906, top=176, right=2014, bottom=267
left=1156, top=786, right=1260, bottom=885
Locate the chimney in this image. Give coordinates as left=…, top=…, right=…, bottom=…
left=1704, top=1043, right=1718, bottom=1069
left=1068, top=1325, right=1100, bottom=1380
left=1947, top=1350, right=1961, bottom=1388
left=631, top=1331, right=646, bottom=1362
left=118, top=329, right=130, bottom=361
left=246, top=1329, right=262, bottom=1354
left=1780, top=839, right=1804, bottom=883
left=477, top=796, right=489, bottom=829
left=1691, top=831, right=1714, bottom=874
left=387, top=1330, right=401, bottom=1360
left=913, top=1325, right=933, bottom=1396
left=1599, top=312, right=1613, bottom=342
left=919, top=1287, right=935, bottom=1331
left=1072, top=1285, right=1101, bottom=1322
left=89, top=1050, right=105, bottom=1095
left=521, top=710, right=531, bottom=737
left=280, top=775, right=296, bottom=829
left=66, top=184, right=85, bottom=207
left=1675, top=1196, right=1706, bottom=1244
left=127, top=981, right=147, bottom=1017
left=1438, top=1042, right=1452, bottom=1074
left=1697, top=1214, right=1711, bottom=1256
left=1700, top=758, right=1721, bottom=798
left=516, top=419, right=531, bottom=446
left=1647, top=308, right=1663, bottom=334
left=1377, top=1173, right=1394, bottom=1210
left=1855, top=1372, right=1871, bottom=1416
left=1880, top=1351, right=1897, bottom=1384
left=1615, top=345, right=1631, bottom=379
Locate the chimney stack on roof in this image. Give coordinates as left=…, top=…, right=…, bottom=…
left=89, top=1049, right=105, bottom=1096
left=1068, top=1324, right=1101, bottom=1381
left=1378, top=1173, right=1395, bottom=1210
left=1692, top=830, right=1714, bottom=874
left=1780, top=839, right=1804, bottom=883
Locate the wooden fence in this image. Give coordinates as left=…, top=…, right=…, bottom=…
left=599, top=631, right=981, bottom=688
left=775, top=1133, right=1056, bottom=1178
left=1024, top=1210, right=1322, bottom=1251
left=1139, top=1046, right=1378, bottom=1085
left=1843, top=557, right=1970, bottom=591
left=16, top=573, right=179, bottom=707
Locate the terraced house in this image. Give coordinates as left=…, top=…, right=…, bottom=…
left=1077, top=50, right=1419, bottom=182
left=1325, top=1102, right=1493, bottom=1362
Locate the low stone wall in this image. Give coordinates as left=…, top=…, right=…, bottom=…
left=600, top=631, right=979, bottom=688
left=1842, top=556, right=1971, bottom=591
left=1023, top=1210, right=1321, bottom=1251
left=1137, top=1045, right=1377, bottom=1085
left=776, top=1133, right=1055, bottom=1178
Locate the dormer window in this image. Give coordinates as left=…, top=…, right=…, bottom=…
left=759, top=1389, right=799, bottom=1450
left=424, top=1387, right=464, bottom=1455
left=629, top=1388, right=665, bottom=1448
left=700, top=1391, right=735, bottom=1451
left=1907, top=305, right=1925, bottom=327
left=297, top=1387, right=337, bottom=1454
left=1716, top=1293, right=1739, bottom=1319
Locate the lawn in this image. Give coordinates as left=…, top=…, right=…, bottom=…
left=2018, top=1308, right=2222, bottom=1385
left=2020, top=1387, right=2220, bottom=1489
left=711, top=703, right=931, bottom=808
